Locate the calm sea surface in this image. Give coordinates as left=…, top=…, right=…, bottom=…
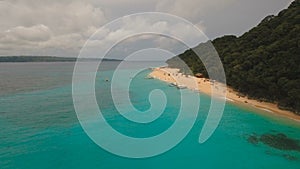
left=0, top=62, right=300, bottom=169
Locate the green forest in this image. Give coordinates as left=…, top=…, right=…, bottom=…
left=167, top=0, right=300, bottom=114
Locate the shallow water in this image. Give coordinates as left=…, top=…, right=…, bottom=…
left=0, top=62, right=300, bottom=169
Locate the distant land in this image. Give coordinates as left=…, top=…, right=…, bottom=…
left=167, top=0, right=300, bottom=114
left=0, top=56, right=122, bottom=62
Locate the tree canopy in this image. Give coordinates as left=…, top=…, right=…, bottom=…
left=167, top=0, right=300, bottom=114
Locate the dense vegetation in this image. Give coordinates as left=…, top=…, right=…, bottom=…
left=167, top=0, right=300, bottom=114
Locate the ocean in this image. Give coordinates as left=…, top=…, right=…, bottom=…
left=0, top=62, right=300, bottom=169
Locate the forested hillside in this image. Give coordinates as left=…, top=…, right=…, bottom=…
left=167, top=0, right=300, bottom=114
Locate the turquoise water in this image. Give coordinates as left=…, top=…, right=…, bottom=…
left=1, top=62, right=300, bottom=169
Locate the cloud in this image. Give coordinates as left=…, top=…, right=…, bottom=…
left=5, top=24, right=51, bottom=42
left=0, top=0, right=106, bottom=34
left=0, top=0, right=106, bottom=56
left=155, top=0, right=237, bottom=22
left=0, top=0, right=294, bottom=57
left=79, top=14, right=208, bottom=59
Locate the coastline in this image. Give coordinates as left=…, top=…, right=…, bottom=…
left=149, top=67, right=300, bottom=122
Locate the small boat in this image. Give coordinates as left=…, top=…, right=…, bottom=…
left=177, top=85, right=187, bottom=89
left=169, top=82, right=177, bottom=87
left=145, top=76, right=154, bottom=79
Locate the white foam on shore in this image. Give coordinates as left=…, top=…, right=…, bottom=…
left=260, top=108, right=274, bottom=113
left=289, top=118, right=300, bottom=122
left=226, top=98, right=234, bottom=102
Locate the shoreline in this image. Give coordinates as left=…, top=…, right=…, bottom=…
left=148, top=67, right=300, bottom=122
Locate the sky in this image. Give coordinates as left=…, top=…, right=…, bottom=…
left=0, top=0, right=294, bottom=58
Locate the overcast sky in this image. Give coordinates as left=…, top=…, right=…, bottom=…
left=0, top=0, right=293, bottom=58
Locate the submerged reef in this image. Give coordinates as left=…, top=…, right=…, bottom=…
left=248, top=133, right=300, bottom=151
left=247, top=133, right=300, bottom=161
left=259, top=133, right=300, bottom=151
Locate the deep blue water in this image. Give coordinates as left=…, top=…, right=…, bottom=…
left=0, top=62, right=300, bottom=169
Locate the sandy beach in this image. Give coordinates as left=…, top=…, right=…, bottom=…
left=149, top=67, right=300, bottom=122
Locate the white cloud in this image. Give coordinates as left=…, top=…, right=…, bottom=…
left=0, top=0, right=106, bottom=34
left=0, top=0, right=107, bottom=56
left=0, top=0, right=294, bottom=57
left=5, top=24, right=51, bottom=42
left=155, top=0, right=237, bottom=22
left=79, top=14, right=208, bottom=59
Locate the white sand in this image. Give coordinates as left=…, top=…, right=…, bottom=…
left=149, top=67, right=300, bottom=122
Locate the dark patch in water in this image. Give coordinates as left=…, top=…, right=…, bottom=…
left=248, top=133, right=300, bottom=152
left=247, top=133, right=300, bottom=161
left=260, top=133, right=300, bottom=152
left=265, top=150, right=298, bottom=161
left=247, top=134, right=259, bottom=145
left=283, top=154, right=298, bottom=161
